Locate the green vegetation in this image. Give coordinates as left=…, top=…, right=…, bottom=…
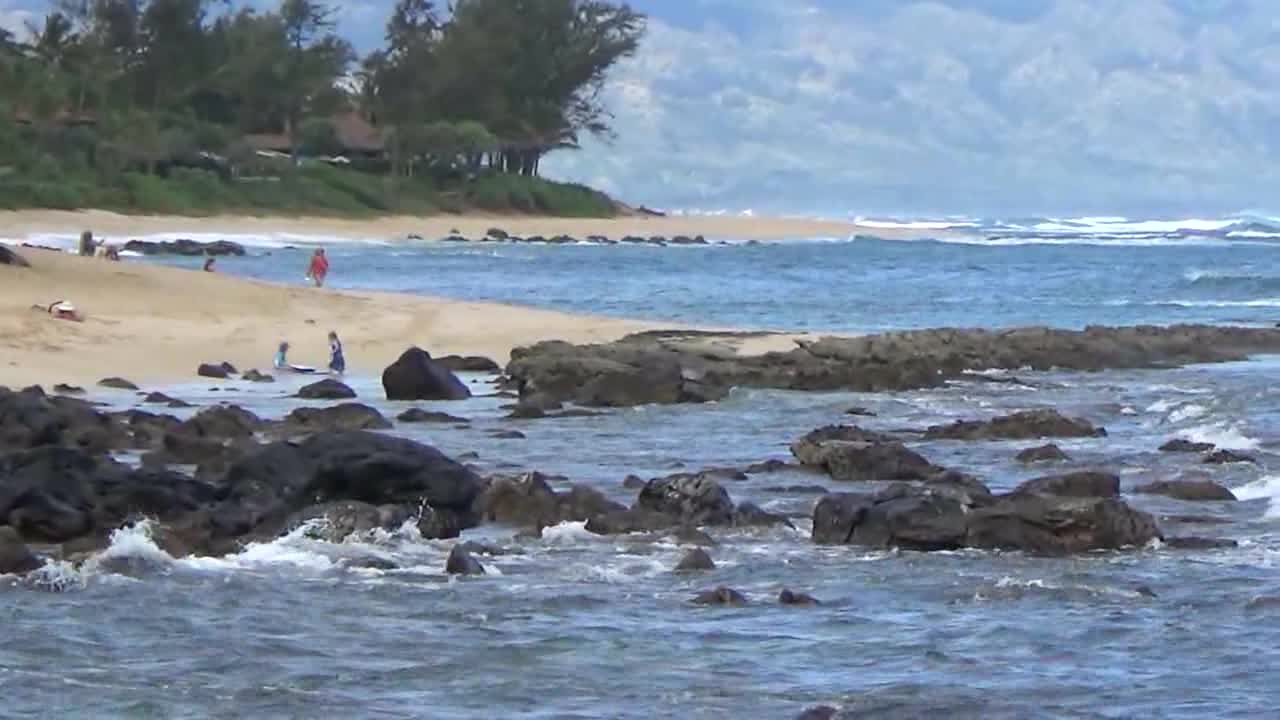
left=0, top=0, right=645, bottom=217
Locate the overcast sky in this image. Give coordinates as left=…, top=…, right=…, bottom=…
left=6, top=0, right=1280, bottom=217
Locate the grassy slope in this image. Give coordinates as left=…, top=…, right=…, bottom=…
left=0, top=165, right=619, bottom=218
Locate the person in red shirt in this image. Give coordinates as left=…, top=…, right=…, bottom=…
left=306, top=248, right=329, bottom=287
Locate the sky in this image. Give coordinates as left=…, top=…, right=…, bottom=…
left=6, top=0, right=1280, bottom=217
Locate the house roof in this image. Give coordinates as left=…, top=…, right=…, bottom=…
left=243, top=113, right=385, bottom=154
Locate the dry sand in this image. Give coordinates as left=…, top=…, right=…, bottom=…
left=0, top=209, right=930, bottom=243
left=0, top=248, right=809, bottom=390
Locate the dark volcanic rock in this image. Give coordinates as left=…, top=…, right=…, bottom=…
left=1136, top=480, right=1237, bottom=502
left=637, top=473, right=735, bottom=526
left=277, top=404, right=392, bottom=433
left=396, top=408, right=469, bottom=424
left=179, top=405, right=261, bottom=441
left=791, top=427, right=944, bottom=483
left=674, top=548, right=715, bottom=572
left=124, top=238, right=245, bottom=256
left=1016, top=444, right=1070, bottom=464
left=1163, top=536, right=1238, bottom=550
left=1160, top=439, right=1215, bottom=453
left=506, top=325, right=1280, bottom=407
left=98, top=377, right=139, bottom=391
left=813, top=482, right=1160, bottom=555
left=1013, top=471, right=1120, bottom=498
left=925, top=409, right=1105, bottom=441
left=382, top=347, right=471, bottom=401
left=295, top=379, right=356, bottom=400
left=143, top=392, right=181, bottom=405
left=474, top=472, right=624, bottom=531
left=436, top=355, right=502, bottom=373
left=0, top=526, right=41, bottom=574
left=779, top=589, right=820, bottom=606
left=445, top=545, right=486, bottom=575
left=52, top=384, right=85, bottom=395
left=242, top=369, right=275, bottom=383
left=0, top=246, right=30, bottom=267
left=490, top=430, right=526, bottom=440
left=691, top=586, right=747, bottom=606
left=285, top=501, right=410, bottom=543
left=0, top=385, right=129, bottom=454
left=1203, top=449, right=1257, bottom=465
left=197, top=363, right=230, bottom=379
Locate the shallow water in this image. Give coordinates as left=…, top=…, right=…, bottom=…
left=6, top=229, right=1280, bottom=717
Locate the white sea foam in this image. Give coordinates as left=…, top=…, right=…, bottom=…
left=1180, top=423, right=1260, bottom=450
left=539, top=521, right=599, bottom=544
left=1169, top=404, right=1210, bottom=424
left=81, top=520, right=175, bottom=577
left=1233, top=476, right=1280, bottom=519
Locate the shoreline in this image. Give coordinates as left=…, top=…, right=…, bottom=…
left=0, top=209, right=945, bottom=243
left=0, top=247, right=807, bottom=389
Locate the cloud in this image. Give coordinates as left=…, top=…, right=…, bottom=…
left=541, top=0, right=1280, bottom=216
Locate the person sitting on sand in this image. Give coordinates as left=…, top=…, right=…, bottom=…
left=305, top=248, right=329, bottom=288
left=33, top=300, right=83, bottom=322
left=328, top=331, right=345, bottom=375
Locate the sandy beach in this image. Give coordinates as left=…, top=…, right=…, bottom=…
left=0, top=209, right=934, bottom=243
left=0, top=247, right=809, bottom=389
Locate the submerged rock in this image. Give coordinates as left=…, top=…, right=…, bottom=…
left=277, top=404, right=392, bottom=434
left=445, top=545, right=486, bottom=576
left=295, top=379, right=356, bottom=400
left=1016, top=444, right=1070, bottom=464
left=1160, top=439, right=1215, bottom=453
left=924, top=409, right=1105, bottom=441
left=691, top=586, right=747, bottom=606
left=396, top=408, right=470, bottom=424
left=98, top=377, right=139, bottom=391
left=382, top=347, right=471, bottom=401
left=674, top=548, right=716, bottom=572
left=1135, top=480, right=1237, bottom=502
left=242, top=369, right=275, bottom=383
left=1203, top=449, right=1257, bottom=465
left=778, top=589, right=821, bottom=606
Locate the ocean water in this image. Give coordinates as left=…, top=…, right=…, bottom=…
left=5, top=217, right=1280, bottom=717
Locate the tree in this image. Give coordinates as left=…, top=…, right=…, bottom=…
left=278, top=0, right=353, bottom=158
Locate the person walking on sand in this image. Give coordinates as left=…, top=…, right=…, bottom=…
left=328, top=331, right=345, bottom=375
left=306, top=248, right=329, bottom=287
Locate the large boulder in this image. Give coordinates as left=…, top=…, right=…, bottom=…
left=791, top=426, right=945, bottom=482
left=924, top=409, right=1106, bottom=440
left=382, top=347, right=472, bottom=401
left=1135, top=480, right=1237, bottom=502
left=178, top=405, right=261, bottom=441
left=436, top=355, right=502, bottom=373
left=214, top=431, right=484, bottom=541
left=812, top=482, right=1161, bottom=555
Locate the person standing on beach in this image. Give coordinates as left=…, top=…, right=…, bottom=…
left=306, top=248, right=329, bottom=287
left=328, top=331, right=345, bottom=375
left=78, top=231, right=95, bottom=256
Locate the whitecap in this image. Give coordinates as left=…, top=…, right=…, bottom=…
left=1180, top=423, right=1260, bottom=450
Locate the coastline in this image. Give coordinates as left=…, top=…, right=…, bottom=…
left=0, top=209, right=941, bottom=243
left=0, top=247, right=805, bottom=389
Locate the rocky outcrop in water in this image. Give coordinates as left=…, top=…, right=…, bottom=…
left=123, top=238, right=245, bottom=256
left=1016, top=444, right=1070, bottom=463
left=295, top=379, right=356, bottom=400
left=0, top=386, right=129, bottom=454
left=435, top=355, right=502, bottom=373
left=382, top=347, right=472, bottom=401
left=812, top=479, right=1161, bottom=555
left=0, top=526, right=42, bottom=574
left=275, top=404, right=392, bottom=434
left=1135, top=480, right=1237, bottom=502
left=924, top=409, right=1105, bottom=440
left=790, top=425, right=947, bottom=482
left=1012, top=471, right=1119, bottom=498
left=505, top=325, right=1280, bottom=407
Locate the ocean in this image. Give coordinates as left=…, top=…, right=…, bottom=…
left=4, top=215, right=1280, bottom=718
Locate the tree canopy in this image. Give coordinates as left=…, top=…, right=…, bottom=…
left=0, top=0, right=645, bottom=213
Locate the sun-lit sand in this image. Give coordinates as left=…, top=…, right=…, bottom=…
left=0, top=248, right=810, bottom=389
left=0, top=208, right=934, bottom=243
